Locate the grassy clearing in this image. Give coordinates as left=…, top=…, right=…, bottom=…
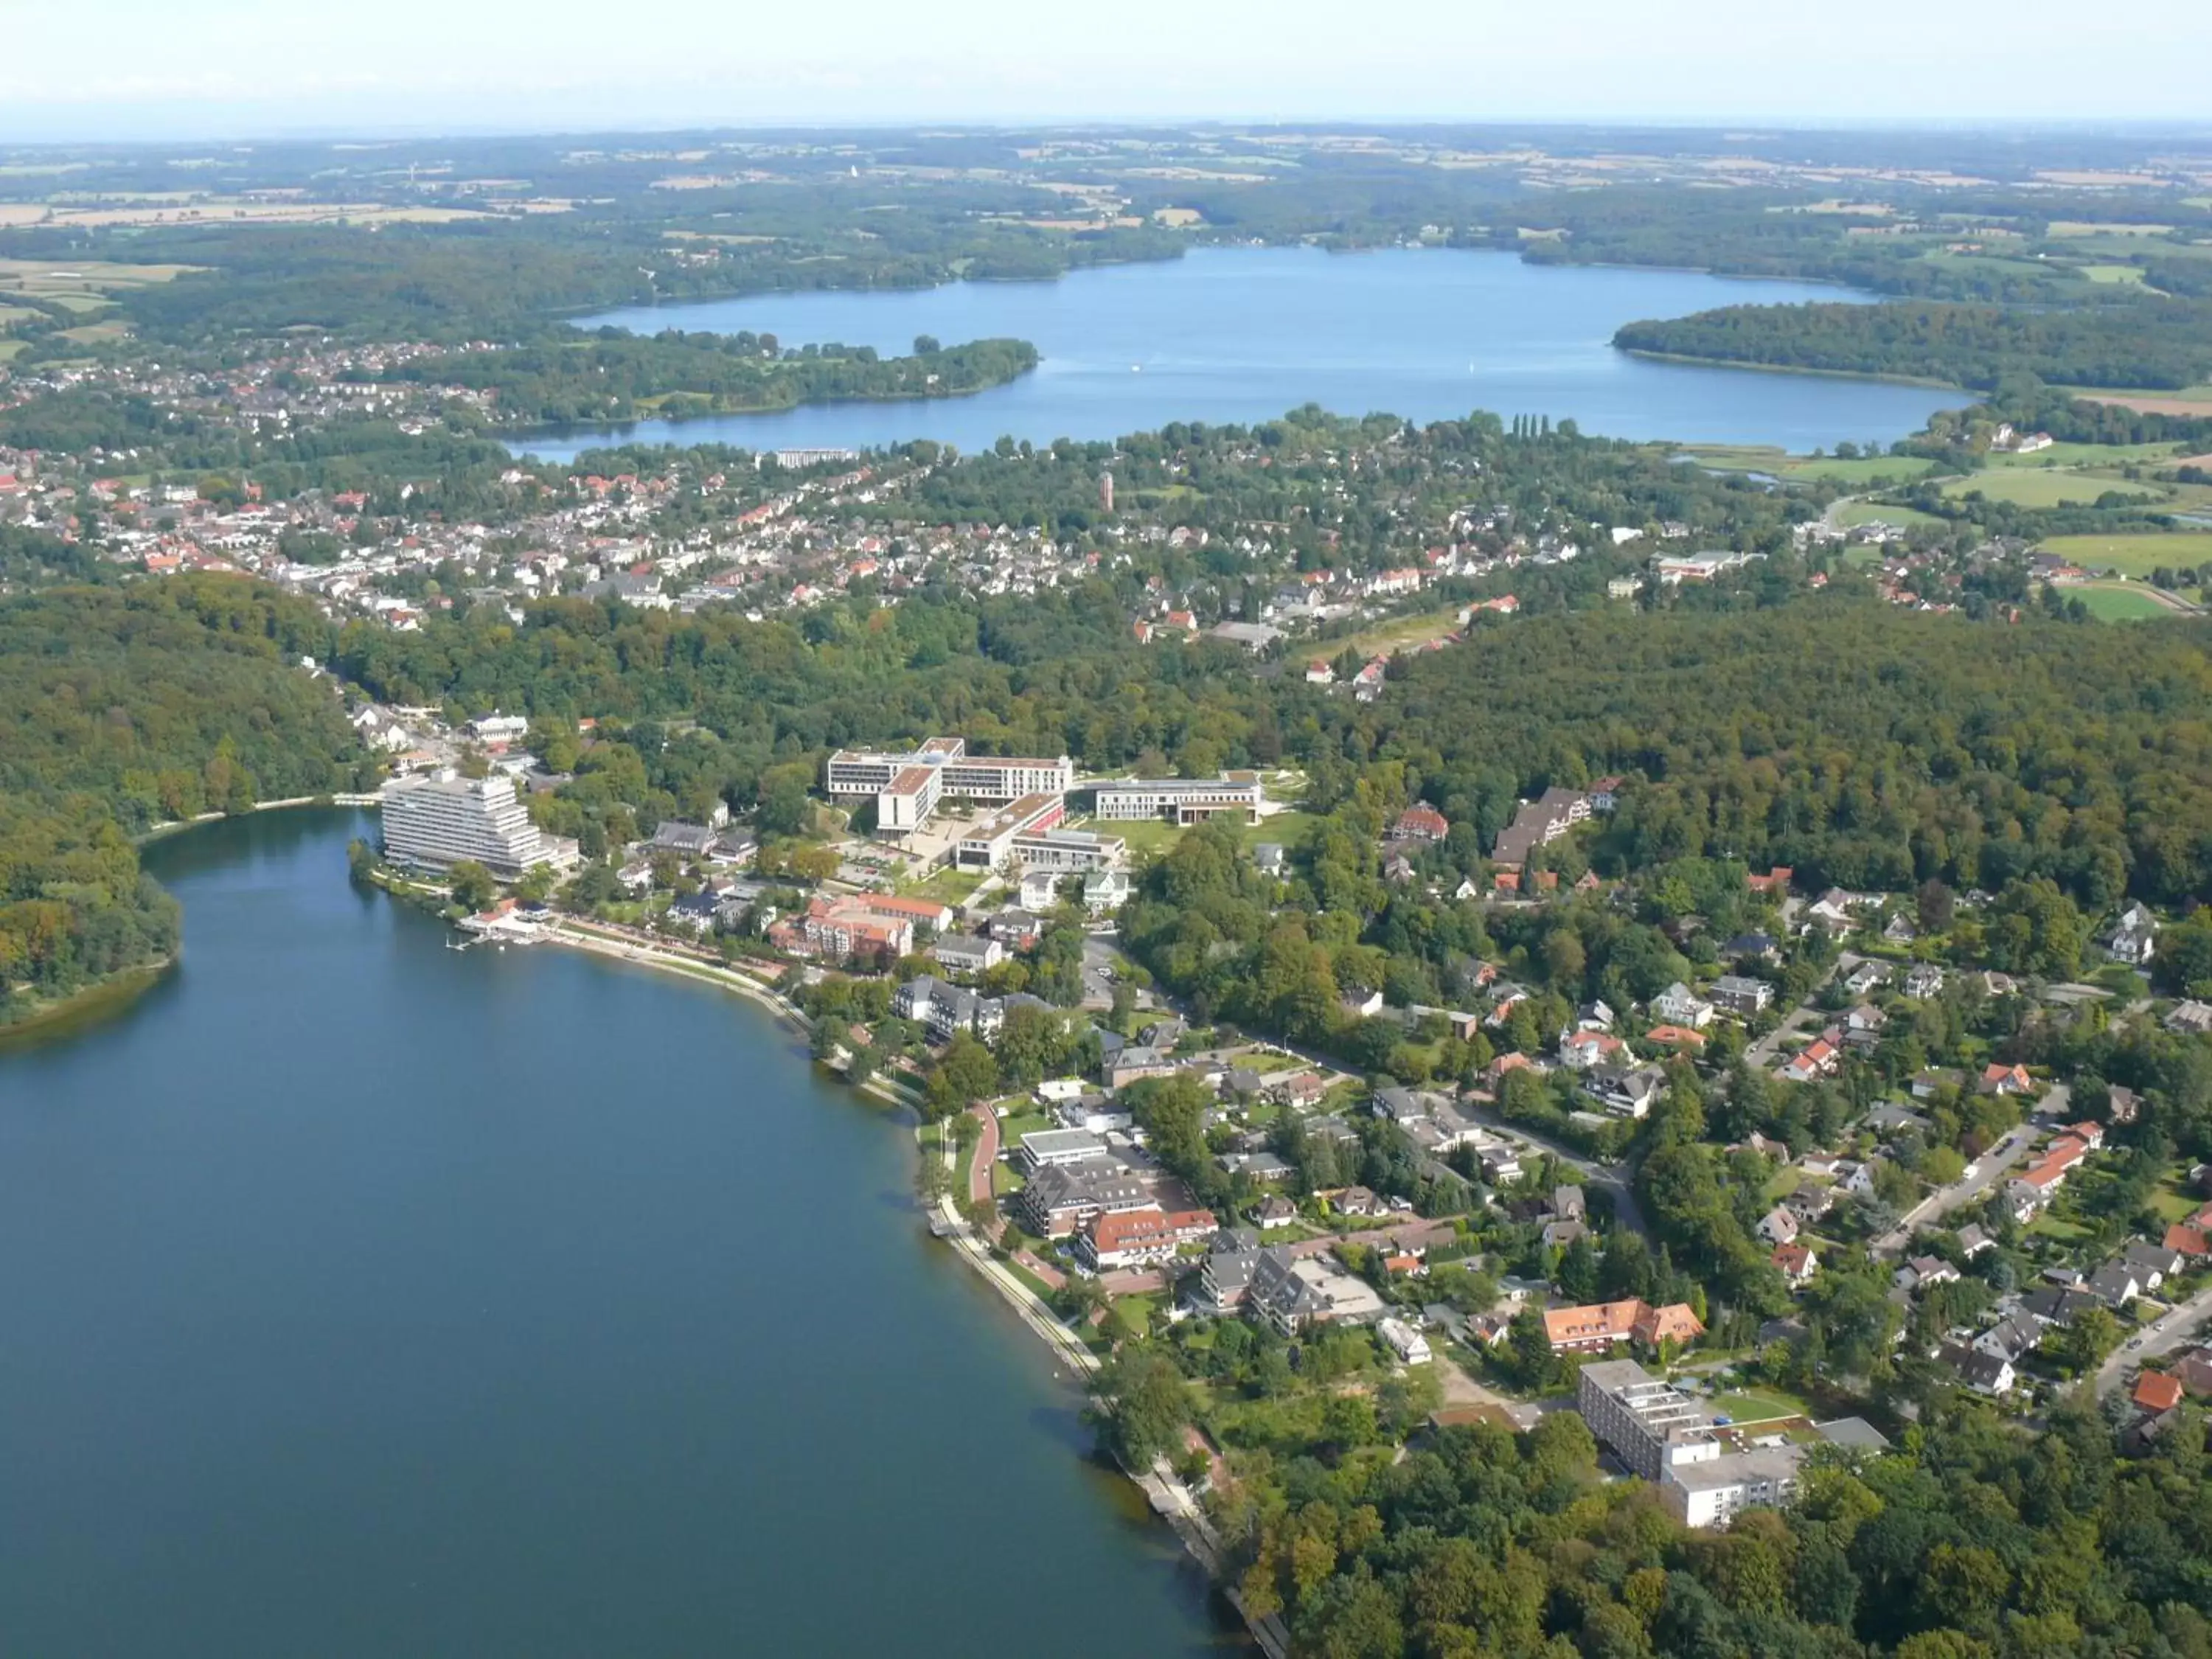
left=900, top=864, right=986, bottom=905
left=1339, top=606, right=1463, bottom=660
left=2039, top=531, right=2212, bottom=577
left=2071, top=584, right=2181, bottom=622
left=2079, top=263, right=2149, bottom=285
left=1679, top=445, right=1938, bottom=485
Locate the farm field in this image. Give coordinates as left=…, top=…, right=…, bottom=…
left=1981, top=439, right=2193, bottom=468
left=1336, top=605, right=1464, bottom=660
left=1941, top=471, right=2162, bottom=509
left=2039, top=531, right=2212, bottom=577
left=1835, top=501, right=1943, bottom=529
left=1679, top=445, right=1938, bottom=485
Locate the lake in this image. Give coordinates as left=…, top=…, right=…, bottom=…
left=515, top=246, right=1961, bottom=463
left=0, top=812, right=1236, bottom=1658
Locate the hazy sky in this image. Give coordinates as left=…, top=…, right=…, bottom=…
left=2, top=0, right=2208, bottom=140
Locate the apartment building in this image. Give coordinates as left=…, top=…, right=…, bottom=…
left=380, top=771, right=579, bottom=878
left=824, top=737, right=1075, bottom=832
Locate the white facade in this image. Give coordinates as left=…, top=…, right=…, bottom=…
left=1093, top=773, right=1263, bottom=824
left=380, top=772, right=577, bottom=878
left=824, top=737, right=1073, bottom=833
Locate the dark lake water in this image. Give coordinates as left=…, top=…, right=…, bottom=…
left=515, top=246, right=1961, bottom=463
left=0, top=811, right=1235, bottom=1658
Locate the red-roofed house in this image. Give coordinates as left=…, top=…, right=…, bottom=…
left=2134, top=1371, right=2184, bottom=1413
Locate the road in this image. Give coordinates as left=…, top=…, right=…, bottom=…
left=1456, top=1099, right=1649, bottom=1241
left=965, top=1103, right=998, bottom=1208
left=1743, top=952, right=1856, bottom=1068
left=2093, top=1280, right=2212, bottom=1399
left=1873, top=1113, right=2045, bottom=1256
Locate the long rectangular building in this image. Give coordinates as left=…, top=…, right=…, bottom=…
left=380, top=772, right=578, bottom=879
left=824, top=737, right=1074, bottom=832
left=1576, top=1359, right=1718, bottom=1482
left=1092, top=773, right=1262, bottom=824
left=955, top=793, right=1068, bottom=870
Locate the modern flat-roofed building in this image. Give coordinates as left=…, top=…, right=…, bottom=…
left=824, top=737, right=1074, bottom=832
left=1663, top=1444, right=1806, bottom=1529
left=955, top=793, right=1068, bottom=870
left=1093, top=773, right=1262, bottom=824
left=1577, top=1359, right=1719, bottom=1481
left=380, top=772, right=578, bottom=879
left=1009, top=827, right=1127, bottom=874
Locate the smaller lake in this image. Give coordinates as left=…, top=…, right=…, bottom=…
left=515, top=248, right=1961, bottom=462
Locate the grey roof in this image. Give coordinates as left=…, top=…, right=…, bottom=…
left=1815, top=1417, right=1891, bottom=1453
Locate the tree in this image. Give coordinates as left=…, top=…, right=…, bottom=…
left=447, top=860, right=498, bottom=911
left=1088, top=1346, right=1189, bottom=1469
left=925, top=1032, right=998, bottom=1118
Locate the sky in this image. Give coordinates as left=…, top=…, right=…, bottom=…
left=1, top=0, right=2208, bottom=141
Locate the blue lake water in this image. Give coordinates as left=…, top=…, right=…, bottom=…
left=0, top=812, right=1236, bottom=1657
left=515, top=246, right=1961, bottom=462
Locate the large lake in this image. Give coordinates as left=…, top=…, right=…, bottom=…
left=517, top=246, right=1961, bottom=462
left=0, top=812, right=1234, bottom=1657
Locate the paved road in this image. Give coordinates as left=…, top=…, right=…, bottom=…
left=1874, top=1117, right=2043, bottom=1256
left=1743, top=953, right=1857, bottom=1068
left=1456, top=1101, right=1649, bottom=1240
left=2093, top=1281, right=2212, bottom=1398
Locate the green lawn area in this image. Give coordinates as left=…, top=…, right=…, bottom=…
left=1941, top=471, right=2164, bottom=510
left=2150, top=1175, right=2202, bottom=1224
left=1339, top=605, right=1464, bottom=660
left=2079, top=263, right=2149, bottom=285
left=1835, top=501, right=1944, bottom=529
left=0, top=340, right=24, bottom=361
left=1707, top=1387, right=1807, bottom=1426
left=2039, top=532, right=2212, bottom=577
left=2073, top=585, right=2188, bottom=622
left=1000, top=1110, right=1051, bottom=1147
left=1077, top=804, right=1321, bottom=866
left=900, top=864, right=985, bottom=905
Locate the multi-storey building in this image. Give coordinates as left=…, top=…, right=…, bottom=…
left=953, top=793, right=1067, bottom=870
left=380, top=772, right=578, bottom=879
left=1092, top=773, right=1262, bottom=824
left=823, top=737, right=1074, bottom=832
left=1576, top=1360, right=1719, bottom=1481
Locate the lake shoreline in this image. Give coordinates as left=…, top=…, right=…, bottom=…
left=0, top=959, right=175, bottom=1050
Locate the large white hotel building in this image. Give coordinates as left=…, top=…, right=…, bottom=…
left=380, top=773, right=580, bottom=879
left=1092, top=773, right=1262, bottom=824
left=823, top=738, right=1076, bottom=832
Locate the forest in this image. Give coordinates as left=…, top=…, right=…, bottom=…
left=1614, top=296, right=2212, bottom=394
left=376, top=331, right=1039, bottom=425
left=0, top=577, right=367, bottom=1023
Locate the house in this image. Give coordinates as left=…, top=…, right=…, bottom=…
left=2087, top=1262, right=2141, bottom=1307
left=1082, top=869, right=1131, bottom=914
left=2133, top=1371, right=2185, bottom=1414
left=1559, top=1029, right=1630, bottom=1071
left=2122, top=1242, right=2183, bottom=1291
left=932, top=933, right=1005, bottom=976
left=1252, top=1194, right=1299, bottom=1230
left=1652, top=981, right=1714, bottom=1029
left=1105, top=1047, right=1178, bottom=1091
left=1077, top=1205, right=1217, bottom=1272
left=1377, top=1315, right=1433, bottom=1366
left=1903, top=1255, right=1958, bottom=1291
left=1955, top=1223, right=1995, bottom=1258
left=1553, top=1186, right=1587, bottom=1223
left=1195, top=1236, right=1263, bottom=1312
left=1017, top=1162, right=1152, bottom=1237
left=2166, top=1001, right=2212, bottom=1036
left=1842, top=1004, right=1888, bottom=1049
left=2163, top=1224, right=2208, bottom=1259
left=1745, top=866, right=1793, bottom=896
left=1644, top=1024, right=1708, bottom=1054
left=1710, top=975, right=1775, bottom=1017
left=1541, top=1298, right=1705, bottom=1354
left=1781, top=1036, right=1842, bottom=1085
left=1723, top=932, right=1780, bottom=963
left=1584, top=1063, right=1666, bottom=1119
left=1333, top=1186, right=1386, bottom=1219
left=1018, top=867, right=1061, bottom=911
left=1246, top=1246, right=1386, bottom=1335
left=1939, top=1341, right=2017, bottom=1396
left=1394, top=804, right=1450, bottom=843
left=1980, top=1063, right=2034, bottom=1097
left=2101, top=903, right=2158, bottom=967
left=1251, top=843, right=1287, bottom=876
left=1843, top=961, right=1890, bottom=997
left=1772, top=1242, right=1818, bottom=1285
left=1903, top=964, right=1947, bottom=1000
left=1756, top=1206, right=1800, bottom=1247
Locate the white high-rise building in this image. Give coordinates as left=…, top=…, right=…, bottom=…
left=380, top=772, right=578, bottom=879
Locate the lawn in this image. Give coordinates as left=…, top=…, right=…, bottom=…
left=1706, top=1387, right=1807, bottom=1426
left=1982, top=439, right=2192, bottom=469
left=2039, top=532, right=2212, bottom=577
left=1677, top=445, right=1938, bottom=486
left=2150, top=1174, right=2202, bottom=1224
left=900, top=864, right=985, bottom=905
left=1941, top=471, right=2165, bottom=510
left=2079, top=263, right=2149, bottom=285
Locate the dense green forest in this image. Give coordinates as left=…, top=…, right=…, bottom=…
left=376, top=331, right=1038, bottom=425
left=1615, top=297, right=2212, bottom=393
left=0, top=578, right=365, bottom=1023
left=1103, top=1375, right=2212, bottom=1659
